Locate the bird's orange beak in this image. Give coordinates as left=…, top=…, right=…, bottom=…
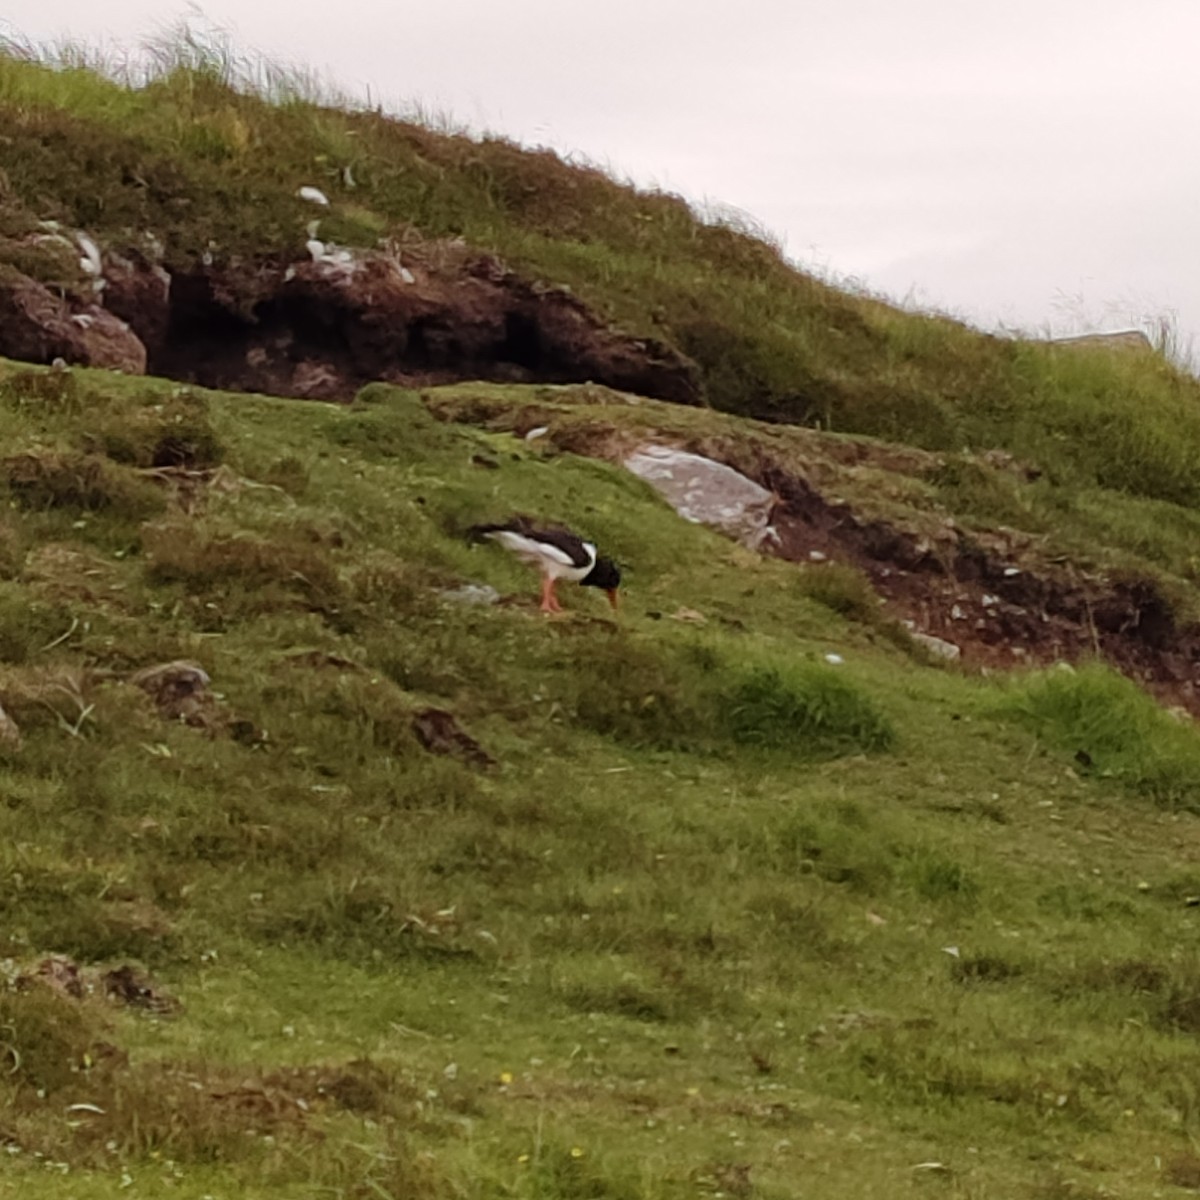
left=605, top=588, right=620, bottom=611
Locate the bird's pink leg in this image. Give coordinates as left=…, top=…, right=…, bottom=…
left=540, top=577, right=563, bottom=614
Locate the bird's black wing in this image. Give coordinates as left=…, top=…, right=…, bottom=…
left=525, top=526, right=593, bottom=568
left=469, top=516, right=593, bottom=568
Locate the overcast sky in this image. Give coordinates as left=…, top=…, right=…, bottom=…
left=5, top=1, right=1200, bottom=358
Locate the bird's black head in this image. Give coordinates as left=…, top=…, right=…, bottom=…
left=581, top=556, right=621, bottom=592
left=581, top=557, right=622, bottom=609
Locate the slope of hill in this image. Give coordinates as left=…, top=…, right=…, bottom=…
left=3, top=35, right=1200, bottom=1200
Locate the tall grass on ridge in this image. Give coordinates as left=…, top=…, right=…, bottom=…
left=998, top=663, right=1200, bottom=811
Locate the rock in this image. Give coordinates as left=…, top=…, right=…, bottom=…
left=130, top=660, right=219, bottom=729
left=623, top=445, right=778, bottom=549
left=72, top=306, right=147, bottom=373
left=411, top=707, right=496, bottom=768
left=0, top=270, right=146, bottom=373
left=297, top=185, right=330, bottom=206
left=439, top=583, right=501, bottom=606
left=1050, top=329, right=1153, bottom=353
left=102, top=252, right=172, bottom=358
left=910, top=631, right=961, bottom=661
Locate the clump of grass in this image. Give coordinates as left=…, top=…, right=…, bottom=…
left=1, top=450, right=165, bottom=519
left=997, top=663, right=1200, bottom=810
left=564, top=634, right=715, bottom=750
left=87, top=389, right=224, bottom=469
left=723, top=663, right=895, bottom=757
left=331, top=387, right=461, bottom=463
left=768, top=809, right=896, bottom=893
left=0, top=585, right=74, bottom=663
left=142, top=518, right=345, bottom=618
left=259, top=453, right=310, bottom=496
left=0, top=365, right=83, bottom=412
left=928, top=454, right=1041, bottom=528
left=519, top=1141, right=643, bottom=1200
left=253, top=876, right=482, bottom=965
left=558, top=977, right=675, bottom=1023
left=0, top=857, right=177, bottom=962
left=907, top=849, right=980, bottom=904
left=0, top=984, right=100, bottom=1095
left=795, top=562, right=881, bottom=622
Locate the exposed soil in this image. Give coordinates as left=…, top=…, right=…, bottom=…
left=0, top=239, right=703, bottom=405
left=728, top=446, right=1200, bottom=712
left=761, top=465, right=1196, bottom=693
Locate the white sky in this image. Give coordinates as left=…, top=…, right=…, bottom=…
left=5, top=1, right=1200, bottom=357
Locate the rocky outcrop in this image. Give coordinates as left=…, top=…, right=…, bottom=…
left=0, top=230, right=702, bottom=406
left=151, top=246, right=702, bottom=403
left=102, top=251, right=173, bottom=359
left=623, top=445, right=779, bottom=549
left=0, top=271, right=146, bottom=373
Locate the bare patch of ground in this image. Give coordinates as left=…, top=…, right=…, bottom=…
left=0, top=237, right=702, bottom=404
left=758, top=462, right=1200, bottom=706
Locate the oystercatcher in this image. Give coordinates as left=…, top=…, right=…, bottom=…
left=470, top=517, right=621, bottom=613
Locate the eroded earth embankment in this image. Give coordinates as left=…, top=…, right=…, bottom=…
left=425, top=385, right=1200, bottom=714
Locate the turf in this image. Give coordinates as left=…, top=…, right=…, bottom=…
left=0, top=364, right=1197, bottom=1199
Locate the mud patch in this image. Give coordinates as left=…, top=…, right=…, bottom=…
left=18, top=954, right=179, bottom=1013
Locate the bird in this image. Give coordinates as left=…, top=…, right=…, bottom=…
left=469, top=517, right=621, bottom=613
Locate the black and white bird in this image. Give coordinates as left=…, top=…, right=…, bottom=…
left=470, top=517, right=621, bottom=613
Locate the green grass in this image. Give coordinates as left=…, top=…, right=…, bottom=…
left=0, top=363, right=1197, bottom=1197
left=5, top=27, right=1200, bottom=1198
left=997, top=663, right=1200, bottom=811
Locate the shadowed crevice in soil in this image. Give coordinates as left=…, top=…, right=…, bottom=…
left=140, top=251, right=702, bottom=404
left=0, top=241, right=703, bottom=406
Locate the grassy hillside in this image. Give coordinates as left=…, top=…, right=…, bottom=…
left=5, top=32, right=1200, bottom=1200
left=3, top=33, right=1200, bottom=501
left=0, top=362, right=1200, bottom=1199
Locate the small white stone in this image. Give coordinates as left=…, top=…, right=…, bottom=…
left=910, top=631, right=961, bottom=661
left=297, top=185, right=330, bottom=206
left=75, top=233, right=102, bottom=276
